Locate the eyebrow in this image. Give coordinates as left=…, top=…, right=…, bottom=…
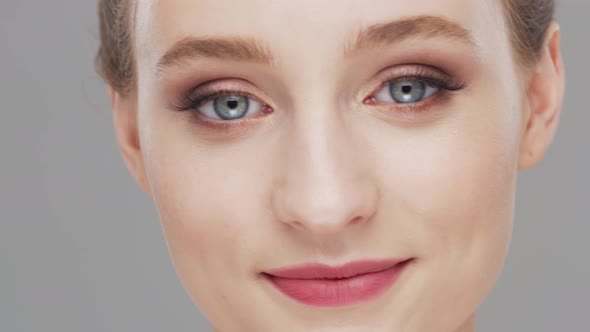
left=344, top=15, right=478, bottom=56
left=155, top=15, right=477, bottom=73
left=157, top=37, right=274, bottom=70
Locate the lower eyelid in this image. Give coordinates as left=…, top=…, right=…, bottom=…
left=181, top=73, right=457, bottom=128
left=363, top=90, right=458, bottom=125
left=373, top=82, right=440, bottom=104
left=365, top=84, right=456, bottom=112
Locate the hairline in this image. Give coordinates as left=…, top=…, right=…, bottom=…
left=116, top=0, right=541, bottom=97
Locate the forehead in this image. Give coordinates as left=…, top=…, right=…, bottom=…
left=135, top=0, right=505, bottom=70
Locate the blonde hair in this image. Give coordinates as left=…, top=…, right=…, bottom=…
left=95, top=0, right=555, bottom=96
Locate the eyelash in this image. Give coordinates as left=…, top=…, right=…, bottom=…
left=169, top=67, right=466, bottom=128
left=367, top=66, right=465, bottom=106
left=171, top=88, right=254, bottom=112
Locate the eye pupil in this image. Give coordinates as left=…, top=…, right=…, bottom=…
left=390, top=80, right=427, bottom=104
left=227, top=100, right=238, bottom=109
left=214, top=95, right=249, bottom=120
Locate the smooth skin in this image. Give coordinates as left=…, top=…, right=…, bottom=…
left=107, top=0, right=564, bottom=331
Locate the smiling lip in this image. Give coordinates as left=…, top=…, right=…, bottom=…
left=262, top=258, right=412, bottom=307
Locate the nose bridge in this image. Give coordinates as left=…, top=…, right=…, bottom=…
left=271, top=98, right=378, bottom=234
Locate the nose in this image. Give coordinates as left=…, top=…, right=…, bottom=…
left=270, top=108, right=379, bottom=235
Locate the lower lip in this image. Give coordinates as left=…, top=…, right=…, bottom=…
left=263, top=260, right=411, bottom=307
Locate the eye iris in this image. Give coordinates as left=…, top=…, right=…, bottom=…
left=214, top=95, right=249, bottom=120
left=390, top=81, right=426, bottom=103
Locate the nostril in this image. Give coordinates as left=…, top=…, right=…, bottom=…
left=350, top=215, right=365, bottom=224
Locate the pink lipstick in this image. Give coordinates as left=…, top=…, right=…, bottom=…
left=262, top=258, right=412, bottom=307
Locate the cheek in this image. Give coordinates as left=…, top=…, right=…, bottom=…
left=137, top=105, right=269, bottom=296
left=398, top=124, right=517, bottom=229
left=371, top=89, right=523, bottom=261
left=361, top=90, right=523, bottom=328
left=144, top=139, right=254, bottom=263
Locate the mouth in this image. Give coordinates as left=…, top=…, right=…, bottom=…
left=261, top=258, right=414, bottom=307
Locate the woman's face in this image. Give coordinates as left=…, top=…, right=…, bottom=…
left=122, top=0, right=548, bottom=331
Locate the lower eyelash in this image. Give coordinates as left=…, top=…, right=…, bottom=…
left=169, top=71, right=466, bottom=115
left=363, top=74, right=465, bottom=118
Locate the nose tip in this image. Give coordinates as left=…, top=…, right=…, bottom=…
left=286, top=206, right=373, bottom=234
left=272, top=176, right=379, bottom=235
left=269, top=101, right=379, bottom=236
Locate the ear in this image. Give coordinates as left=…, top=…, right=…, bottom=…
left=107, top=86, right=152, bottom=196
left=518, top=20, right=566, bottom=170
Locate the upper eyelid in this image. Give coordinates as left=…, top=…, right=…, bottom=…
left=188, top=80, right=271, bottom=106
left=373, top=65, right=452, bottom=88
left=177, top=64, right=456, bottom=108
left=168, top=82, right=267, bottom=113
left=381, top=75, right=453, bottom=92
left=199, top=90, right=260, bottom=106
left=360, top=66, right=454, bottom=101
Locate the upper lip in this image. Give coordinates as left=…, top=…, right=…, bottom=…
left=263, top=258, right=411, bottom=280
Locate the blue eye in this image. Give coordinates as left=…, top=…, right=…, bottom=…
left=212, top=95, right=249, bottom=120
left=194, top=93, right=265, bottom=121
left=374, top=79, right=440, bottom=104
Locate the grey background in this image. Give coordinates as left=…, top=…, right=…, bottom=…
left=0, top=2, right=587, bottom=331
